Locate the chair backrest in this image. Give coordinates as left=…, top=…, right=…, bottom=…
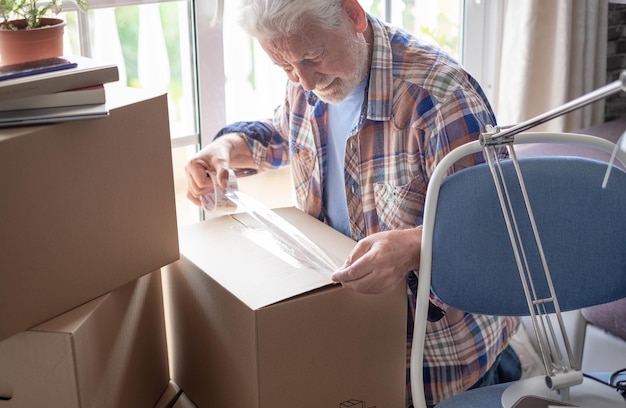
left=431, top=155, right=626, bottom=315
left=410, top=132, right=626, bottom=408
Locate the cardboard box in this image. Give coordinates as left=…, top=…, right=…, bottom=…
left=162, top=207, right=406, bottom=408
left=0, top=87, right=179, bottom=341
left=0, top=270, right=170, bottom=408
left=154, top=380, right=182, bottom=408
left=154, top=381, right=198, bottom=408
left=172, top=393, right=198, bottom=408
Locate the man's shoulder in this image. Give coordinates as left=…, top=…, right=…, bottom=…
left=371, top=18, right=473, bottom=99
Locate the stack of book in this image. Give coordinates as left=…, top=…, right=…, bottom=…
left=0, top=55, right=120, bottom=128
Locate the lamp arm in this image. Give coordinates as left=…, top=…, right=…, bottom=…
left=479, top=71, right=626, bottom=399
left=481, top=70, right=626, bottom=146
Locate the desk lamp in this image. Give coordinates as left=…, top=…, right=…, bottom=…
left=480, top=70, right=626, bottom=408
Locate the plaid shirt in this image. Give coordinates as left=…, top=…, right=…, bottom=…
left=218, top=14, right=519, bottom=407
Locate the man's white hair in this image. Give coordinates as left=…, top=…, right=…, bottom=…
left=239, top=0, right=345, bottom=40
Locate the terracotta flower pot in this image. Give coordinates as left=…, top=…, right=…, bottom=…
left=0, top=18, right=66, bottom=66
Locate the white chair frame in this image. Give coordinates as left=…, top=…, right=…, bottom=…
left=410, top=132, right=626, bottom=408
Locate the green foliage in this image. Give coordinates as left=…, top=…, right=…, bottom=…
left=0, top=0, right=87, bottom=30
left=419, top=11, right=459, bottom=60
left=113, top=4, right=183, bottom=102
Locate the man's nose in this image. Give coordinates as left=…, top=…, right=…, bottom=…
left=291, top=65, right=317, bottom=91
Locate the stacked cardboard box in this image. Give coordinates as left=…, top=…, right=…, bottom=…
left=0, top=87, right=179, bottom=407
left=0, top=86, right=407, bottom=407
left=0, top=271, right=169, bottom=407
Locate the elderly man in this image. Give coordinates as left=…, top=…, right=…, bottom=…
left=185, top=1, right=521, bottom=406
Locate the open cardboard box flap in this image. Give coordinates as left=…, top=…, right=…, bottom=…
left=177, top=207, right=355, bottom=310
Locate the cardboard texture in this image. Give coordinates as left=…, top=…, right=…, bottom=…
left=153, top=381, right=198, bottom=408
left=154, top=381, right=182, bottom=408
left=0, top=87, right=179, bottom=341
left=172, top=393, right=198, bottom=408
left=0, top=270, right=170, bottom=408
left=162, top=207, right=407, bottom=408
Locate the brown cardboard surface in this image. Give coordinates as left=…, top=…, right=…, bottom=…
left=154, top=380, right=182, bottom=408
left=162, top=207, right=407, bottom=408
left=0, top=87, right=179, bottom=341
left=177, top=210, right=344, bottom=309
left=172, top=393, right=198, bottom=408
left=0, top=271, right=169, bottom=408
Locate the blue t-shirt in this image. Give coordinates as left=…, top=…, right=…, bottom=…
left=323, top=79, right=367, bottom=237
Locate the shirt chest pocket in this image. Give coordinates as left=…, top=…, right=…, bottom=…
left=373, top=176, right=427, bottom=231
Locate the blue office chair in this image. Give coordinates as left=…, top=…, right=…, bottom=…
left=410, top=132, right=626, bottom=408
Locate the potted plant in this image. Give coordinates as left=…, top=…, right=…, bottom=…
left=0, top=0, right=88, bottom=65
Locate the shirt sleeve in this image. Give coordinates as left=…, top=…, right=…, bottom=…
left=422, top=85, right=497, bottom=180
left=215, top=121, right=274, bottom=146
left=214, top=119, right=291, bottom=171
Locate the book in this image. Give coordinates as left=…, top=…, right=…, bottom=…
left=0, top=57, right=78, bottom=81
left=0, top=55, right=119, bottom=102
left=0, top=84, right=106, bottom=111
left=0, top=103, right=109, bottom=128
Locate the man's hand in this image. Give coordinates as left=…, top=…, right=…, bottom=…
left=331, top=227, right=422, bottom=294
left=185, top=133, right=255, bottom=206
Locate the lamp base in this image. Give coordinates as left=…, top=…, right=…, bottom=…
left=502, top=376, right=626, bottom=408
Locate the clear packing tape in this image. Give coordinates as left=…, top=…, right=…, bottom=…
left=200, top=170, right=342, bottom=276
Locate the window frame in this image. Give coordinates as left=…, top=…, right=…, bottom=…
left=461, top=0, right=504, bottom=104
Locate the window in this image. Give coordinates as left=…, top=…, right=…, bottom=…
left=67, top=0, right=497, bottom=227
left=63, top=0, right=201, bottom=225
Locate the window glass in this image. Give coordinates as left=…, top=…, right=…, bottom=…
left=62, top=1, right=196, bottom=141
left=61, top=1, right=200, bottom=226
left=71, top=0, right=467, bottom=227
left=389, top=0, right=462, bottom=60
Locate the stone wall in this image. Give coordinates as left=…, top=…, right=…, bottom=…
left=607, top=3, right=626, bottom=121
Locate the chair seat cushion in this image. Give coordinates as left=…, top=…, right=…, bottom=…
left=581, top=298, right=626, bottom=341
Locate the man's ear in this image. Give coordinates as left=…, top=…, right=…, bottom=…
left=343, top=0, right=368, bottom=33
